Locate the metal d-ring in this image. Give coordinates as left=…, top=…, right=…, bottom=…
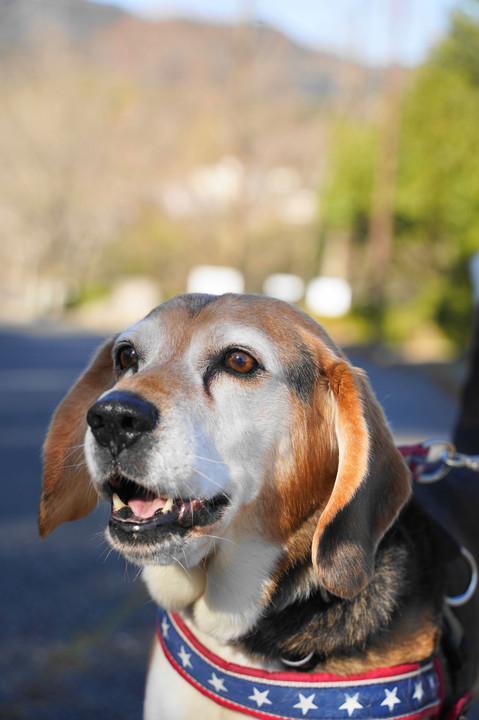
left=415, top=439, right=457, bottom=483
left=281, top=651, right=315, bottom=668
left=446, top=546, right=478, bottom=608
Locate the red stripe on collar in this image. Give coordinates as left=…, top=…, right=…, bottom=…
left=168, top=609, right=432, bottom=684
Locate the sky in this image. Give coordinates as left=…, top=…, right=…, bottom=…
left=92, top=0, right=477, bottom=66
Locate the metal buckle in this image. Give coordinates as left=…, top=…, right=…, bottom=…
left=446, top=547, right=478, bottom=608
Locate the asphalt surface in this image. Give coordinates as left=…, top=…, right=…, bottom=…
left=0, top=326, right=462, bottom=719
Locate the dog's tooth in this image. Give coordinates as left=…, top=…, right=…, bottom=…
left=112, top=492, right=127, bottom=511
left=163, top=497, right=174, bottom=514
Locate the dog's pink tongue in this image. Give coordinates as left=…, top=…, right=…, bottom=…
left=128, top=495, right=165, bottom=520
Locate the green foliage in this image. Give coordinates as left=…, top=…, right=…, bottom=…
left=321, top=120, right=378, bottom=239
left=395, top=10, right=479, bottom=348
left=433, top=10, right=479, bottom=84
left=65, top=283, right=110, bottom=309
left=320, top=11, right=479, bottom=352
left=99, top=206, right=190, bottom=298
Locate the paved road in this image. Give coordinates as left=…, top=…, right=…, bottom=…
left=0, top=327, right=461, bottom=719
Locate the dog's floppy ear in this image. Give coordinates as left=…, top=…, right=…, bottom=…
left=39, top=339, right=116, bottom=537
left=311, top=352, right=411, bottom=599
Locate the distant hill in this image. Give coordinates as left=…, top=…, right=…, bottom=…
left=0, top=0, right=405, bottom=205
left=0, top=0, right=128, bottom=46
left=0, top=0, right=394, bottom=108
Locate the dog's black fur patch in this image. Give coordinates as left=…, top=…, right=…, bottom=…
left=283, top=344, right=317, bottom=403
left=237, top=499, right=450, bottom=666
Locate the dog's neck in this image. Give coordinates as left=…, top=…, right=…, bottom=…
left=143, top=529, right=283, bottom=641
left=143, top=500, right=445, bottom=675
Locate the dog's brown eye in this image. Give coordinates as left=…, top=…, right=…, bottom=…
left=118, top=347, right=137, bottom=371
left=224, top=350, right=257, bottom=374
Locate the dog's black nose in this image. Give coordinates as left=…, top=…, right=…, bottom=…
left=87, top=391, right=159, bottom=456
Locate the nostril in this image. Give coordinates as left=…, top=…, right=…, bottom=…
left=121, top=415, right=135, bottom=430
left=86, top=407, right=105, bottom=431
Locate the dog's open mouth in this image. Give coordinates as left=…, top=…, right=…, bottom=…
left=105, top=475, right=229, bottom=542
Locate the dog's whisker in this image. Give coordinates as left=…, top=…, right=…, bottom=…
left=182, top=547, right=191, bottom=574
left=97, top=540, right=115, bottom=564
left=49, top=444, right=84, bottom=469
left=92, top=530, right=108, bottom=547
left=62, top=460, right=88, bottom=469
left=124, top=561, right=135, bottom=582
left=193, top=455, right=228, bottom=467
left=174, top=556, right=193, bottom=580
left=132, top=566, right=143, bottom=583
left=201, top=534, right=240, bottom=548
left=192, top=468, right=224, bottom=489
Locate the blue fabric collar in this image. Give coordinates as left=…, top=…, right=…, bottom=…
left=157, top=607, right=443, bottom=720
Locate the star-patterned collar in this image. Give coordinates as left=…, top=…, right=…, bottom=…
left=157, top=607, right=444, bottom=719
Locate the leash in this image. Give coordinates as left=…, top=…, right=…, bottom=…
left=399, top=439, right=478, bottom=609
left=399, top=440, right=479, bottom=719
left=398, top=439, right=479, bottom=484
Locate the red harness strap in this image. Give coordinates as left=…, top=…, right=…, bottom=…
left=398, top=443, right=430, bottom=480
left=442, top=692, right=473, bottom=720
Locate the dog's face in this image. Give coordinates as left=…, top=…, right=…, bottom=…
left=40, top=293, right=410, bottom=601
left=84, top=293, right=314, bottom=569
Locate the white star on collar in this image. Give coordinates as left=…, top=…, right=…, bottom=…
left=208, top=672, right=228, bottom=693
left=178, top=645, right=193, bottom=669
left=248, top=687, right=272, bottom=708
left=413, top=681, right=424, bottom=702
left=339, top=692, right=364, bottom=717
left=381, top=687, right=401, bottom=711
left=293, top=693, right=318, bottom=716
left=161, top=616, right=170, bottom=638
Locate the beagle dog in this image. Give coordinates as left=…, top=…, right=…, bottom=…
left=39, top=293, right=479, bottom=719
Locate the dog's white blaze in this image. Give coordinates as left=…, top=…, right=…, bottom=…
left=209, top=383, right=291, bottom=495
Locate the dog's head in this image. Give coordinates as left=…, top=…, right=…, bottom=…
left=39, top=293, right=410, bottom=600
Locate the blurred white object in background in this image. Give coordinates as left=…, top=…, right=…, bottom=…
left=187, top=266, right=245, bottom=295
left=263, top=273, right=305, bottom=303
left=305, top=277, right=352, bottom=317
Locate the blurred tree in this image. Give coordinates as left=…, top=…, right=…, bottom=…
left=396, top=10, right=479, bottom=348
left=319, top=119, right=378, bottom=308
left=321, top=120, right=377, bottom=233
left=320, top=10, right=479, bottom=351
left=0, top=47, right=145, bottom=315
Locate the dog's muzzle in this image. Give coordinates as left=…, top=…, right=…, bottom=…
left=86, top=390, right=230, bottom=552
